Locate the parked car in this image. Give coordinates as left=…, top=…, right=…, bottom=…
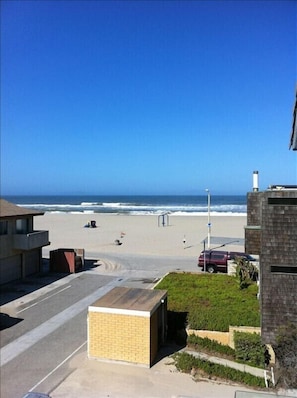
left=22, top=393, right=51, bottom=398
left=198, top=250, right=228, bottom=273
left=198, top=250, right=256, bottom=273
left=228, top=252, right=256, bottom=261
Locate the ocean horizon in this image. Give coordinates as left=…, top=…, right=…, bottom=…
left=3, top=195, right=247, bottom=216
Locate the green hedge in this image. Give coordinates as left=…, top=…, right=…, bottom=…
left=187, top=333, right=270, bottom=370
left=234, top=331, right=271, bottom=368
left=172, top=352, right=266, bottom=388
left=273, top=323, right=297, bottom=388
left=187, top=334, right=235, bottom=358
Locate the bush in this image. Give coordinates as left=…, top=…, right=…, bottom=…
left=234, top=331, right=270, bottom=368
left=273, top=323, right=297, bottom=388
left=235, top=257, right=259, bottom=289
left=172, top=352, right=266, bottom=388
left=187, top=334, right=235, bottom=359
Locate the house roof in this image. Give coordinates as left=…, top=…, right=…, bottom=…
left=89, top=287, right=167, bottom=316
left=0, top=199, right=44, bottom=219
left=289, top=88, right=297, bottom=150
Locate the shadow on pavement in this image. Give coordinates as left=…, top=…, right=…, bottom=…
left=0, top=312, right=23, bottom=330
left=0, top=258, right=101, bottom=306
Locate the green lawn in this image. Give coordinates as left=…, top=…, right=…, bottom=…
left=155, top=273, right=260, bottom=331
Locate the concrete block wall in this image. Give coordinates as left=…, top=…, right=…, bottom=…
left=88, top=311, right=151, bottom=366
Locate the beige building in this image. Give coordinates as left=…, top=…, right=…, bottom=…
left=88, top=286, right=167, bottom=367
left=0, top=199, right=50, bottom=284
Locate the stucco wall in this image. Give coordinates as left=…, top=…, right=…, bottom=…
left=187, top=326, right=261, bottom=349
left=187, top=328, right=229, bottom=346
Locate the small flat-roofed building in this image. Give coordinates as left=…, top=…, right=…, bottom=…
left=0, top=199, right=50, bottom=284
left=88, top=286, right=167, bottom=367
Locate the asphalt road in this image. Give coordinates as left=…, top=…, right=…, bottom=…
left=0, top=253, right=199, bottom=398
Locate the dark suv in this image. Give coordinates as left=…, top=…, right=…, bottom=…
left=198, top=250, right=255, bottom=273
left=228, top=252, right=256, bottom=261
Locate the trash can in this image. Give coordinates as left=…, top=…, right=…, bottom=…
left=50, top=248, right=84, bottom=273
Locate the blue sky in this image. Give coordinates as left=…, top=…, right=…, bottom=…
left=1, top=0, right=296, bottom=196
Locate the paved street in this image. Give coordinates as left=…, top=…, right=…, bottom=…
left=0, top=254, right=199, bottom=398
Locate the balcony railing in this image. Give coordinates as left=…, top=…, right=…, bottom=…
left=13, top=230, right=50, bottom=251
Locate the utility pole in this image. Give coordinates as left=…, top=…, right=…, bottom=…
left=206, top=189, right=211, bottom=249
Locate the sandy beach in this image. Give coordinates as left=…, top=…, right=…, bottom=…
left=34, top=213, right=247, bottom=259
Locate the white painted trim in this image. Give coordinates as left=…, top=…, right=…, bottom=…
left=88, top=306, right=151, bottom=317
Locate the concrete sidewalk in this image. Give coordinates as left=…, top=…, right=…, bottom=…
left=49, top=347, right=263, bottom=398
left=185, top=349, right=265, bottom=378
left=49, top=345, right=297, bottom=398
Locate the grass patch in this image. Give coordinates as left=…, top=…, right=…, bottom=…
left=155, top=273, right=260, bottom=331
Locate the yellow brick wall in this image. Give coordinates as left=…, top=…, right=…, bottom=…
left=88, top=311, right=151, bottom=366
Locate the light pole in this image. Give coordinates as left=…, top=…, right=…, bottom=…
left=206, top=189, right=211, bottom=249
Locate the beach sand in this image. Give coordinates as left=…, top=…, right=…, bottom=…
left=35, top=213, right=247, bottom=258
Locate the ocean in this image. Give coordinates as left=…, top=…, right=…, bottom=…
left=4, top=195, right=247, bottom=216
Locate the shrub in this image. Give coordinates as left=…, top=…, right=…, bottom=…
left=234, top=331, right=270, bottom=368
left=273, top=323, right=297, bottom=388
left=172, top=352, right=266, bottom=388
left=187, top=334, right=235, bottom=358
left=235, top=257, right=259, bottom=289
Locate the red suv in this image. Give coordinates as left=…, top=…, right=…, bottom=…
left=198, top=250, right=255, bottom=273
left=198, top=250, right=228, bottom=273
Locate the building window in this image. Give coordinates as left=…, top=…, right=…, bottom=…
left=16, top=219, right=29, bottom=234
left=268, top=197, right=297, bottom=205
left=0, top=221, right=8, bottom=235
left=271, top=265, right=297, bottom=274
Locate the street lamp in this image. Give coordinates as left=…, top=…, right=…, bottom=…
left=206, top=189, right=211, bottom=249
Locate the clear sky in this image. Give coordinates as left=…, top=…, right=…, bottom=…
left=1, top=0, right=296, bottom=196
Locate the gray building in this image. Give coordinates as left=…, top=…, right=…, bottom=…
left=245, top=90, right=297, bottom=346
left=0, top=199, right=50, bottom=284
left=245, top=188, right=297, bottom=345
